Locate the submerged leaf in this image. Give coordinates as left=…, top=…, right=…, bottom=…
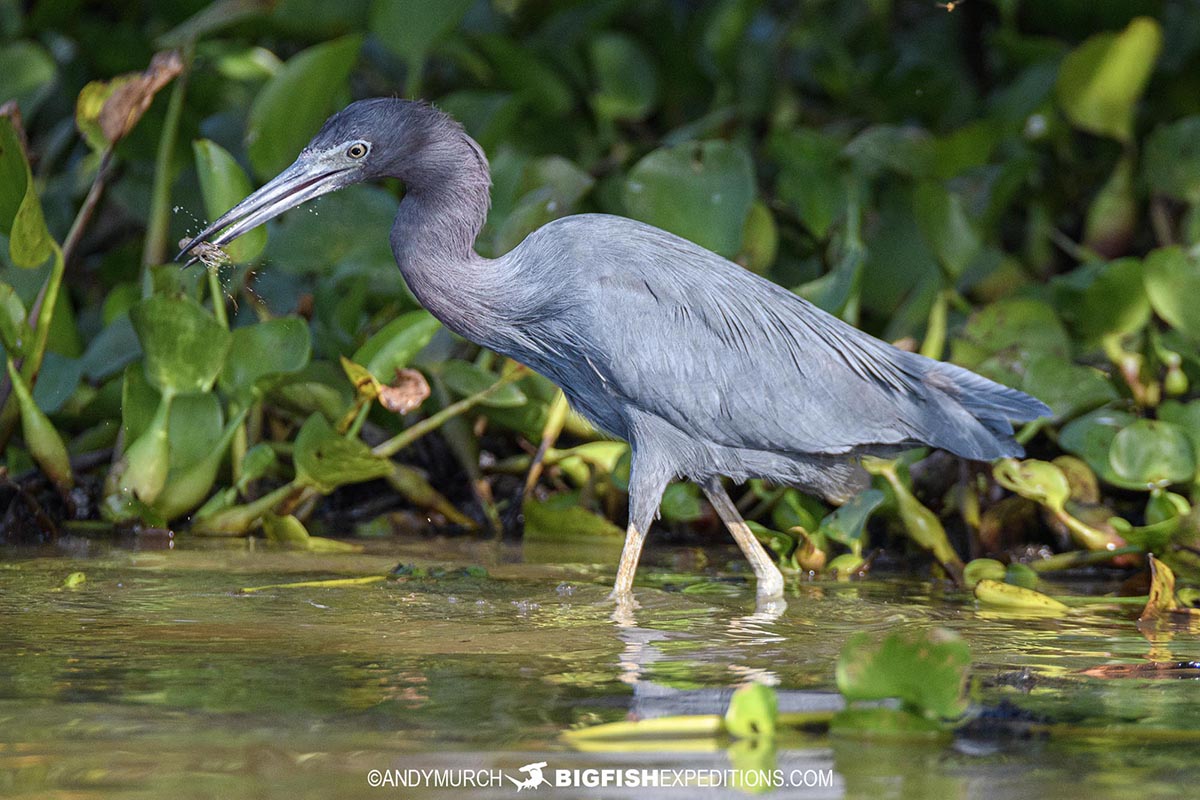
left=836, top=628, right=970, bottom=720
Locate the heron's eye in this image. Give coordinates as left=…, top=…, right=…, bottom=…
left=346, top=142, right=369, bottom=159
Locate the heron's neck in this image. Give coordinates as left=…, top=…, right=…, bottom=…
left=389, top=135, right=498, bottom=338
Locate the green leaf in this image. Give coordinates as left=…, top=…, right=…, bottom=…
left=589, top=33, right=659, bottom=122
left=115, top=393, right=172, bottom=505
left=724, top=683, right=777, bottom=739
left=193, top=139, right=267, bottom=263
left=1158, top=400, right=1200, bottom=472
left=835, top=628, right=970, bottom=720
left=6, top=358, right=72, bottom=492
left=0, top=114, right=55, bottom=268
left=152, top=396, right=240, bottom=521
left=246, top=35, right=362, bottom=179
left=219, top=317, right=311, bottom=403
left=1144, top=246, right=1200, bottom=338
left=974, top=579, right=1069, bottom=615
left=0, top=282, right=29, bottom=356
left=768, top=127, right=847, bottom=240
left=913, top=182, right=980, bottom=279
left=1076, top=257, right=1150, bottom=341
left=369, top=0, right=472, bottom=71
left=623, top=141, right=756, bottom=258
left=1059, top=408, right=1143, bottom=490
left=130, top=295, right=232, bottom=397
left=819, top=488, right=884, bottom=555
left=1055, top=16, right=1162, bottom=143
left=522, top=494, right=625, bottom=541
left=1108, top=419, right=1196, bottom=488
left=440, top=360, right=527, bottom=408
left=352, top=310, right=440, bottom=382
left=993, top=458, right=1070, bottom=510
left=0, top=41, right=57, bottom=116
left=293, top=413, right=392, bottom=494
left=1082, top=155, right=1136, bottom=258
left=1143, top=116, right=1200, bottom=204
left=950, top=298, right=1070, bottom=379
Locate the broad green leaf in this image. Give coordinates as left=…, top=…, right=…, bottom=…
left=1144, top=246, right=1200, bottom=338
left=1076, top=257, right=1150, bottom=341
left=130, top=295, right=232, bottom=396
left=913, top=182, right=980, bottom=279
left=843, top=125, right=935, bottom=179
left=768, top=127, right=847, bottom=240
left=0, top=41, right=56, bottom=116
left=623, top=141, right=756, bottom=258
left=246, top=35, right=362, bottom=179
left=1082, top=155, right=1136, bottom=258
left=474, top=36, right=573, bottom=119
left=293, top=413, right=392, bottom=494
left=1143, top=116, right=1200, bottom=203
left=440, top=360, right=527, bottom=408
left=265, top=184, right=397, bottom=275
left=193, top=139, right=267, bottom=263
left=1158, top=400, right=1200, bottom=470
left=1055, top=16, right=1162, bottom=142
left=352, top=310, right=440, bottom=382
left=522, top=494, right=625, bottom=540
left=836, top=628, right=970, bottom=720
left=493, top=156, right=594, bottom=253
left=724, top=683, right=777, bottom=739
left=950, top=298, right=1070, bottom=376
left=660, top=482, right=704, bottom=523
left=31, top=353, right=83, bottom=415
left=152, top=396, right=239, bottom=521
left=819, top=488, right=884, bottom=555
left=81, top=312, right=141, bottom=382
left=219, top=317, right=311, bottom=403
left=1020, top=354, right=1118, bottom=420
left=1108, top=419, right=1196, bottom=488
left=6, top=358, right=72, bottom=492
left=1059, top=408, right=1142, bottom=490
left=974, top=579, right=1069, bottom=615
left=0, top=115, right=55, bottom=268
left=589, top=33, right=658, bottom=122
left=369, top=0, right=472, bottom=70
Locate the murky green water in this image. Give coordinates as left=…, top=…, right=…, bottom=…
left=1, top=536, right=1198, bottom=799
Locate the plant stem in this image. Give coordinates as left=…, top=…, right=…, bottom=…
left=141, top=43, right=193, bottom=273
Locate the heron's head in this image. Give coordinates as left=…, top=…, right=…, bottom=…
left=178, top=98, right=463, bottom=264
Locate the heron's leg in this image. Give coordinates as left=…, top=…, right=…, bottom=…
left=701, top=477, right=785, bottom=600
left=612, top=522, right=647, bottom=598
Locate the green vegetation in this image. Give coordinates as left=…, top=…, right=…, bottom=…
left=1, top=1, right=1199, bottom=596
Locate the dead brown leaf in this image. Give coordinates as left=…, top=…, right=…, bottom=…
left=379, top=369, right=431, bottom=414
left=98, top=50, right=183, bottom=144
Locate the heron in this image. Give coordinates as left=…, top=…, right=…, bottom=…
left=180, top=98, right=1049, bottom=604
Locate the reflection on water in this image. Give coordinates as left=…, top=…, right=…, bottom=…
left=0, top=537, right=1198, bottom=798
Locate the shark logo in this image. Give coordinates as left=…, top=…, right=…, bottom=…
left=508, top=762, right=549, bottom=791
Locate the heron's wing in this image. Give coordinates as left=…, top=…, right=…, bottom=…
left=549, top=216, right=1045, bottom=459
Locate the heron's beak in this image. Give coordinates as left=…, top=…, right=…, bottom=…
left=176, top=157, right=353, bottom=265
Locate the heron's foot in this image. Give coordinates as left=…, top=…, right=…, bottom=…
left=754, top=566, right=786, bottom=603
left=754, top=592, right=787, bottom=617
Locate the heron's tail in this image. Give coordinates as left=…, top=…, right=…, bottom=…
left=913, top=359, right=1051, bottom=460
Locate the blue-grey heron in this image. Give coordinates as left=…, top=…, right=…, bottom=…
left=180, top=99, right=1049, bottom=603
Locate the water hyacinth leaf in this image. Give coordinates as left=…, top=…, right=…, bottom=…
left=0, top=281, right=28, bottom=355
left=130, top=295, right=232, bottom=396
left=1158, top=400, right=1200, bottom=468
left=724, top=683, right=777, bottom=739
left=1108, top=419, right=1196, bottom=488
left=493, top=157, right=594, bottom=253
left=0, top=41, right=56, bottom=116
left=1059, top=408, right=1141, bottom=489
left=440, top=360, right=526, bottom=408
left=835, top=628, right=970, bottom=720
left=623, top=140, right=755, bottom=258
left=661, top=482, right=704, bottom=523
left=0, top=114, right=55, bottom=268
left=32, top=353, right=83, bottom=415
left=6, top=359, right=72, bottom=491
left=247, top=35, right=362, bottom=179
left=293, top=412, right=391, bottom=494
left=220, top=317, right=311, bottom=402
left=819, top=488, right=885, bottom=554
left=369, top=0, right=472, bottom=76
left=993, top=458, right=1070, bottom=509
left=265, top=185, right=398, bottom=275
left=1055, top=17, right=1162, bottom=143
left=589, top=32, right=659, bottom=122
left=963, top=558, right=1006, bottom=588
left=974, top=579, right=1069, bottom=615
left=153, top=398, right=241, bottom=520
left=1143, top=247, right=1200, bottom=338
left=193, top=139, right=267, bottom=263
left=80, top=312, right=141, bottom=382
left=1143, top=116, right=1200, bottom=203
left=1020, top=354, right=1118, bottom=420
left=116, top=394, right=172, bottom=504
left=913, top=182, right=980, bottom=279
left=352, top=310, right=440, bottom=382
left=522, top=495, right=625, bottom=541
left=1076, top=257, right=1150, bottom=341
left=950, top=298, right=1069, bottom=375
left=1083, top=156, right=1136, bottom=258
left=768, top=128, right=847, bottom=240
left=121, top=363, right=161, bottom=446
